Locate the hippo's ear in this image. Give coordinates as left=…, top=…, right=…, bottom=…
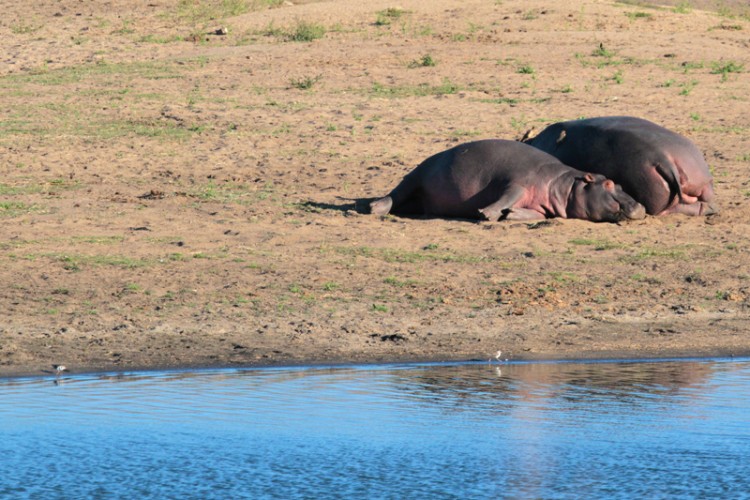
left=604, top=179, right=615, bottom=191
left=583, top=173, right=596, bottom=183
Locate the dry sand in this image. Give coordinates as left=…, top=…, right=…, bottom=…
left=1, top=0, right=749, bottom=377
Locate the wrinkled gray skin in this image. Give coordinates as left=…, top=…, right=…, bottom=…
left=524, top=116, right=716, bottom=216
left=370, top=139, right=646, bottom=223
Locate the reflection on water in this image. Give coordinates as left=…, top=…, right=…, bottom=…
left=1, top=358, right=750, bottom=498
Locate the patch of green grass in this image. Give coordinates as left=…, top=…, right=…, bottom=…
left=450, top=129, right=482, bottom=138
left=250, top=0, right=285, bottom=9
left=510, top=115, right=538, bottom=131
left=376, top=7, right=408, bottom=25
left=46, top=253, right=150, bottom=271
left=370, top=78, right=461, bottom=98
left=70, top=236, right=125, bottom=245
left=575, top=47, right=644, bottom=69
left=192, top=251, right=229, bottom=260
left=714, top=22, right=743, bottom=30
left=673, top=1, right=691, bottom=13
left=335, top=245, right=487, bottom=264
left=624, top=11, right=652, bottom=20
left=1, top=107, right=205, bottom=141
left=679, top=80, right=698, bottom=96
left=188, top=180, right=274, bottom=205
left=611, top=70, right=624, bottom=84
left=0, top=201, right=46, bottom=218
left=569, top=238, right=623, bottom=250
left=286, top=20, right=326, bottom=42
left=621, top=247, right=686, bottom=262
left=113, top=19, right=136, bottom=35
left=11, top=23, right=42, bottom=34
left=680, top=61, right=705, bottom=72
left=479, top=97, right=520, bottom=105
left=384, top=276, right=418, bottom=288
left=517, top=64, right=535, bottom=74
left=372, top=303, right=388, bottom=312
left=408, top=54, right=436, bottom=68
left=139, top=34, right=185, bottom=44
left=290, top=74, right=322, bottom=90
left=105, top=119, right=205, bottom=140
left=715, top=290, right=730, bottom=300
left=0, top=178, right=81, bottom=195
left=257, top=19, right=326, bottom=41
left=711, top=61, right=744, bottom=81
left=322, top=282, right=339, bottom=291
left=1, top=60, right=187, bottom=87
left=631, top=273, right=662, bottom=285
left=177, top=0, right=252, bottom=25
left=592, top=43, right=616, bottom=58
left=547, top=271, right=580, bottom=283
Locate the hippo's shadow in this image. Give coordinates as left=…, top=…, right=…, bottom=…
left=300, top=198, right=432, bottom=218
left=303, top=198, right=512, bottom=223
left=298, top=199, right=358, bottom=213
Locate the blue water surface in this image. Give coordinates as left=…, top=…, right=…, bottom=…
left=1, top=358, right=750, bottom=499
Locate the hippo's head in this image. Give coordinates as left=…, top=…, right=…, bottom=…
left=569, top=174, right=646, bottom=222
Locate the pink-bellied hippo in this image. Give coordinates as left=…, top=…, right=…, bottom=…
left=369, top=139, right=646, bottom=223
left=523, top=116, right=716, bottom=216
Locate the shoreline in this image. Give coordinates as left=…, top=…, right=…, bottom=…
left=4, top=326, right=750, bottom=380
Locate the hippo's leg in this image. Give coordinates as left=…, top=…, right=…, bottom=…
left=504, top=208, right=546, bottom=221
left=478, top=185, right=525, bottom=221
left=370, top=171, right=423, bottom=215
left=661, top=201, right=717, bottom=216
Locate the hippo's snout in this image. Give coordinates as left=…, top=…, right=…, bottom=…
left=625, top=202, right=646, bottom=220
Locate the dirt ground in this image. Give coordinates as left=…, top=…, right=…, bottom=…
left=1, top=0, right=749, bottom=377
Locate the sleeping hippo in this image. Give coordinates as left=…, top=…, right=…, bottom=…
left=369, top=139, right=646, bottom=222
left=523, top=116, right=716, bottom=216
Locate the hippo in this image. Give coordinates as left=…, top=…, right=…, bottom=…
left=523, top=116, right=716, bottom=216
left=370, top=139, right=646, bottom=222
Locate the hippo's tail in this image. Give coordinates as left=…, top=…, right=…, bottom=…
left=654, top=159, right=685, bottom=208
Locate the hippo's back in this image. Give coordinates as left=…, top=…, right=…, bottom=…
left=526, top=116, right=714, bottom=214
left=417, top=139, right=570, bottom=217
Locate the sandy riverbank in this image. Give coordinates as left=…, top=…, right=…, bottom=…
left=1, top=0, right=749, bottom=377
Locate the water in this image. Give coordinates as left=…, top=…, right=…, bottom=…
left=2, top=358, right=750, bottom=499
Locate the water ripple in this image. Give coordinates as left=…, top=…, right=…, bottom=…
left=1, top=358, right=750, bottom=498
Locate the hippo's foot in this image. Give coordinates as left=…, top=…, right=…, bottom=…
left=703, top=202, right=719, bottom=216
left=370, top=196, right=393, bottom=216
left=477, top=206, right=504, bottom=222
